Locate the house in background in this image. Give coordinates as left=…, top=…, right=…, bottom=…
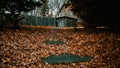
left=55, top=5, right=78, bottom=27
left=58, top=4, right=77, bottom=18
left=21, top=4, right=80, bottom=27
left=56, top=16, right=77, bottom=27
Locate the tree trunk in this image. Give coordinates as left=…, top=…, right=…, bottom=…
left=13, top=20, right=20, bottom=29
left=73, top=21, right=77, bottom=32
left=0, top=22, right=4, bottom=31
left=0, top=15, right=4, bottom=31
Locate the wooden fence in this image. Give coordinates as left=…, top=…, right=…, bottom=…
left=22, top=16, right=56, bottom=26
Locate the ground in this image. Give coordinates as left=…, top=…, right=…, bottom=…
left=0, top=27, right=120, bottom=68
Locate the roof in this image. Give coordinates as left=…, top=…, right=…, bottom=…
left=56, top=16, right=78, bottom=20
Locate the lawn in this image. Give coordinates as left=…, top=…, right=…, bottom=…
left=0, top=27, right=120, bottom=68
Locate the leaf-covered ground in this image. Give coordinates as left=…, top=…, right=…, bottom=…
left=0, top=28, right=120, bottom=68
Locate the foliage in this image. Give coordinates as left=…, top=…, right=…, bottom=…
left=49, top=0, right=67, bottom=17
left=68, top=0, right=120, bottom=28
left=0, top=0, right=44, bottom=29
left=0, top=28, right=120, bottom=67
left=40, top=0, right=49, bottom=16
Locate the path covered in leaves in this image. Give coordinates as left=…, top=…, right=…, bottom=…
left=0, top=28, right=120, bottom=68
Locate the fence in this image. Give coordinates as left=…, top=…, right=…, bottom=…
left=22, top=16, right=77, bottom=27
left=22, top=16, right=56, bottom=26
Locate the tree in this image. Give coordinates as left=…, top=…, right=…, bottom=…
left=0, top=0, right=44, bottom=29
left=68, top=0, right=120, bottom=28
left=37, top=0, right=48, bottom=16
left=49, top=0, right=67, bottom=17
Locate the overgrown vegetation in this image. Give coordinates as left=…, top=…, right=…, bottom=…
left=68, top=0, right=120, bottom=28
left=0, top=0, right=44, bottom=29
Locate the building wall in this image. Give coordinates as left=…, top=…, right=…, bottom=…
left=56, top=17, right=77, bottom=27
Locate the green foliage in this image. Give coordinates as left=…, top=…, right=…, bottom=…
left=0, top=0, right=44, bottom=29
left=0, top=0, right=44, bottom=14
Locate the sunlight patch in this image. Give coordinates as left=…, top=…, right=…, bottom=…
left=42, top=54, right=92, bottom=64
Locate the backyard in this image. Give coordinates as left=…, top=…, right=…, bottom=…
left=0, top=27, right=120, bottom=68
